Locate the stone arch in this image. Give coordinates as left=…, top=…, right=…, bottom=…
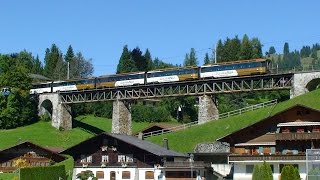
left=39, top=99, right=53, bottom=119
left=306, top=78, right=320, bottom=92
left=291, top=72, right=320, bottom=98
left=38, top=93, right=72, bottom=130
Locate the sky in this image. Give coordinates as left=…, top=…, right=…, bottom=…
left=1, top=0, right=320, bottom=76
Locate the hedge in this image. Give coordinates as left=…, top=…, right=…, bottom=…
left=54, top=154, right=74, bottom=180
left=20, top=165, right=66, bottom=180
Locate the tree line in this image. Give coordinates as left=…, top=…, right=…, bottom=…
left=0, top=44, right=93, bottom=129
left=1, top=34, right=320, bottom=128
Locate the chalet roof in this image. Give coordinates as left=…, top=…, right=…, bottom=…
left=105, top=133, right=187, bottom=157
left=217, top=104, right=320, bottom=142
left=277, top=121, right=320, bottom=127
left=61, top=133, right=187, bottom=158
left=0, top=141, right=66, bottom=163
left=235, top=133, right=275, bottom=146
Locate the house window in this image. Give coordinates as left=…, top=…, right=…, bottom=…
left=118, top=154, right=133, bottom=163
left=87, top=156, right=92, bottom=163
left=96, top=171, right=104, bottom=179
left=126, top=154, right=133, bottom=162
left=102, top=155, right=108, bottom=162
left=80, top=155, right=86, bottom=163
left=246, top=165, right=254, bottom=174
left=145, top=171, right=154, bottom=179
left=118, top=155, right=126, bottom=162
left=80, top=155, right=92, bottom=163
left=122, top=171, right=130, bottom=179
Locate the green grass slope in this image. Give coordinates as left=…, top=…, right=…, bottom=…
left=0, top=115, right=151, bottom=150
left=147, top=89, right=320, bottom=153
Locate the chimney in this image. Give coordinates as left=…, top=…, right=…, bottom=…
left=163, top=138, right=169, bottom=150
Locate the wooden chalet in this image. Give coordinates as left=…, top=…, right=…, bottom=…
left=217, top=104, right=320, bottom=180
left=61, top=132, right=209, bottom=180
left=0, top=141, right=66, bottom=173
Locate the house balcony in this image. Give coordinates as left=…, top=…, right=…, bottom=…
left=275, top=132, right=320, bottom=140
left=164, top=161, right=210, bottom=168
left=229, top=153, right=306, bottom=162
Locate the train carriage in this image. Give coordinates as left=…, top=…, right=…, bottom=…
left=200, top=58, right=271, bottom=78
left=146, top=67, right=198, bottom=84
left=30, top=59, right=271, bottom=94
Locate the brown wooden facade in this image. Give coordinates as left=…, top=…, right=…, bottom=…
left=218, top=104, right=320, bottom=161
left=0, top=141, right=66, bottom=172
left=62, top=133, right=185, bottom=168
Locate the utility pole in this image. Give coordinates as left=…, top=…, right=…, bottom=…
left=214, top=44, right=217, bottom=64
left=67, top=61, right=70, bottom=80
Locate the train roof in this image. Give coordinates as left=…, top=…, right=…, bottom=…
left=201, top=58, right=270, bottom=67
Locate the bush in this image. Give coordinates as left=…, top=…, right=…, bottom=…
left=251, top=162, right=273, bottom=180
left=280, top=165, right=300, bottom=180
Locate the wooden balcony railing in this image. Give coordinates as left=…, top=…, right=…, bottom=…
left=275, top=132, right=320, bottom=140
left=164, top=161, right=210, bottom=168
left=229, top=154, right=306, bottom=161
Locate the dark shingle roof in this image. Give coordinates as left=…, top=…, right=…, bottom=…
left=105, top=133, right=187, bottom=157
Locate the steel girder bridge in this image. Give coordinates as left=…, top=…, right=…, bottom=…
left=59, top=73, right=294, bottom=104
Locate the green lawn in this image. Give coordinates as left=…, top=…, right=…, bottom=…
left=147, top=88, right=320, bottom=153
left=0, top=173, right=17, bottom=180
left=0, top=115, right=151, bottom=150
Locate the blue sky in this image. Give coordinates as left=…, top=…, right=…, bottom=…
left=1, top=0, right=320, bottom=76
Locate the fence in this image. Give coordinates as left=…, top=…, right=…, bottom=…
left=143, top=99, right=278, bottom=138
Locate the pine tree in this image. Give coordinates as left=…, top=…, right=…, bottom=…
left=65, top=45, right=75, bottom=79
left=240, top=34, right=253, bottom=60
left=43, top=44, right=65, bottom=80
left=216, top=39, right=224, bottom=62
left=116, top=45, right=136, bottom=73
left=260, top=161, right=273, bottom=180
left=144, top=49, right=153, bottom=71
left=204, top=53, right=210, bottom=65
left=131, top=47, right=147, bottom=71
left=184, top=48, right=198, bottom=66
left=31, top=55, right=43, bottom=75
left=268, top=46, right=276, bottom=55
left=251, top=38, right=263, bottom=59
left=252, top=164, right=260, bottom=180
left=223, top=36, right=241, bottom=61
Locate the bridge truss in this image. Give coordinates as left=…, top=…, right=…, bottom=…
left=59, top=73, right=294, bottom=104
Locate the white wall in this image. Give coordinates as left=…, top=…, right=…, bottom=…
left=74, top=167, right=155, bottom=180
left=233, top=161, right=307, bottom=180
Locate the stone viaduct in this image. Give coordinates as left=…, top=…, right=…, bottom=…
left=37, top=71, right=320, bottom=134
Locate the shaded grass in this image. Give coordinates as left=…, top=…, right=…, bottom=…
left=0, top=115, right=151, bottom=150
left=147, top=89, right=320, bottom=153
left=0, top=173, right=16, bottom=180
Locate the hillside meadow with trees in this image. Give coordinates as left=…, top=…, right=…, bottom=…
left=1, top=34, right=320, bottom=129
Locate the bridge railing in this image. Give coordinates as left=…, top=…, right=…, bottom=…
left=143, top=99, right=278, bottom=138
left=271, top=64, right=320, bottom=74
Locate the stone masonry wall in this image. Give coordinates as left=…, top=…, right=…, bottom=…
left=112, top=100, right=132, bottom=135
left=198, top=95, right=219, bottom=124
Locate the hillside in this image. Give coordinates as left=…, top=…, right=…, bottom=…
left=0, top=115, right=151, bottom=150
left=146, top=88, right=320, bottom=153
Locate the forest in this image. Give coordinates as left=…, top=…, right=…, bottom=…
left=1, top=34, right=320, bottom=129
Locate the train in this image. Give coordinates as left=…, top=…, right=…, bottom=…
left=30, top=58, right=271, bottom=94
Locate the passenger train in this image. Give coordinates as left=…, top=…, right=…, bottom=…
left=30, top=58, right=271, bottom=94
